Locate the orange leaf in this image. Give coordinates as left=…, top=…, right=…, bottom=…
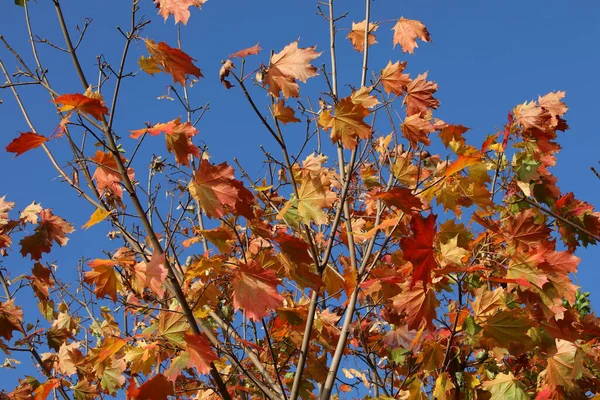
left=350, top=86, right=380, bottom=108
left=264, top=40, right=321, bottom=98
left=0, top=299, right=24, bottom=340
left=189, top=160, right=254, bottom=219
left=184, top=333, right=218, bottom=374
left=98, top=337, right=127, bottom=362
left=401, top=114, right=436, bottom=147
left=54, top=93, right=108, bottom=120
left=392, top=17, right=432, bottom=54
left=392, top=283, right=439, bottom=330
left=140, top=39, right=202, bottom=85
left=84, top=259, right=122, bottom=302
left=155, top=0, right=206, bottom=24
left=444, top=153, right=481, bottom=177
left=19, top=209, right=75, bottom=260
left=232, top=262, right=284, bottom=320
left=347, top=20, right=378, bottom=52
left=403, top=72, right=439, bottom=116
left=401, top=213, right=437, bottom=288
left=380, top=61, right=411, bottom=96
left=91, top=150, right=135, bottom=199
left=273, top=100, right=301, bottom=124
left=319, top=97, right=372, bottom=150
left=33, top=379, right=60, bottom=400
left=6, top=132, right=48, bottom=157
left=229, top=43, right=262, bottom=59
left=136, top=251, right=168, bottom=299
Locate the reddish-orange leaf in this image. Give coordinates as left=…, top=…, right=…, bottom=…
left=392, top=17, right=432, bottom=54
left=140, top=39, right=202, bottom=85
left=438, top=124, right=469, bottom=148
left=91, top=151, right=135, bottom=199
left=392, top=283, right=439, bottom=330
left=319, top=97, right=372, bottom=150
left=54, top=93, right=109, bottom=121
left=401, top=213, right=437, bottom=288
left=129, top=374, right=174, bottom=400
left=347, top=20, right=378, bottom=52
left=84, top=259, right=122, bottom=302
left=155, top=0, right=206, bottom=25
left=401, top=114, right=436, bottom=147
left=189, top=160, right=254, bottom=219
left=33, top=379, right=60, bottom=400
left=273, top=100, right=301, bottom=124
left=0, top=299, right=24, bottom=340
left=380, top=61, right=411, bottom=96
left=20, top=209, right=75, bottom=260
left=184, top=333, right=218, bottom=374
left=264, top=40, right=321, bottom=98
left=232, top=262, right=284, bottom=320
left=142, top=251, right=168, bottom=299
left=403, top=72, right=439, bottom=116
left=229, top=43, right=262, bottom=59
left=273, top=232, right=313, bottom=264
left=6, top=132, right=49, bottom=157
left=503, top=209, right=550, bottom=249
left=371, top=187, right=423, bottom=214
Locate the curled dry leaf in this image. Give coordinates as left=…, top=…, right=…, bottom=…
left=219, top=59, right=235, bottom=89
left=273, top=100, right=301, bottom=124
left=139, top=39, right=202, bottom=85
left=229, top=43, right=262, bottom=59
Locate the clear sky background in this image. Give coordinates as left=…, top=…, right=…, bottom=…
left=1, top=0, right=600, bottom=391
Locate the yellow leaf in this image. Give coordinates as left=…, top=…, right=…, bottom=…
left=82, top=208, right=113, bottom=230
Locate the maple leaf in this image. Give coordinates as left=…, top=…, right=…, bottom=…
left=128, top=374, right=174, bottom=400
left=33, top=379, right=60, bottom=400
left=232, top=262, right=284, bottom=320
left=99, top=357, right=127, bottom=395
left=184, top=333, right=218, bottom=374
left=288, top=175, right=337, bottom=225
left=347, top=20, right=378, bottom=52
left=482, top=372, right=528, bottom=400
left=392, top=17, right=431, bottom=54
left=20, top=209, right=74, bottom=260
left=401, top=213, right=437, bottom=287
left=403, top=72, right=439, bottom=116
left=392, top=283, right=439, bottom=330
left=91, top=151, right=135, bottom=200
left=438, top=236, right=469, bottom=266
left=84, top=259, right=122, bottom=302
left=19, top=202, right=41, bottom=225
left=350, top=86, right=380, bottom=108
left=82, top=208, right=113, bottom=230
left=539, top=339, right=583, bottom=391
left=189, top=160, right=254, bottom=219
left=54, top=93, right=108, bottom=121
left=371, top=187, right=423, bottom=214
left=380, top=61, right=411, bottom=95
left=219, top=59, right=235, bottom=89
left=6, top=132, right=49, bottom=157
left=319, top=97, right=372, bottom=149
left=140, top=39, right=202, bottom=85
left=514, top=100, right=553, bottom=135
left=0, top=299, right=24, bottom=340
left=444, top=153, right=481, bottom=177
left=438, top=124, right=469, bottom=148
left=130, top=117, right=200, bottom=167
left=0, top=196, right=15, bottom=227
left=273, top=100, right=301, bottom=124
left=482, top=310, right=532, bottom=350
left=229, top=43, right=262, bottom=59
left=401, top=114, right=436, bottom=147
left=155, top=0, right=206, bottom=24
left=264, top=40, right=321, bottom=98
left=57, top=341, right=82, bottom=376
left=503, top=209, right=550, bottom=249
left=433, top=373, right=455, bottom=400
left=134, top=251, right=168, bottom=299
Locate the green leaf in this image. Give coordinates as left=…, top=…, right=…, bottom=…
left=462, top=315, right=482, bottom=335
left=14, top=0, right=27, bottom=6
left=482, top=372, right=528, bottom=400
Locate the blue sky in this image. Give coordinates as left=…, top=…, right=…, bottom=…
left=1, top=0, right=600, bottom=392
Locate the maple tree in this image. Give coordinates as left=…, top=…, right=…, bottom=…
left=1, top=1, right=600, bottom=399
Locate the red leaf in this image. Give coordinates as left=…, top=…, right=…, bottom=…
left=54, top=93, right=108, bottom=121
left=128, top=373, right=174, bottom=400
left=185, top=333, right=218, bottom=374
left=0, top=299, right=24, bottom=340
left=401, top=213, right=437, bottom=288
left=371, top=187, right=423, bottom=214
left=6, top=132, right=49, bottom=157
left=232, top=262, right=284, bottom=320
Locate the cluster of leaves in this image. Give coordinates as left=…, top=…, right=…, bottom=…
left=2, top=0, right=600, bottom=399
